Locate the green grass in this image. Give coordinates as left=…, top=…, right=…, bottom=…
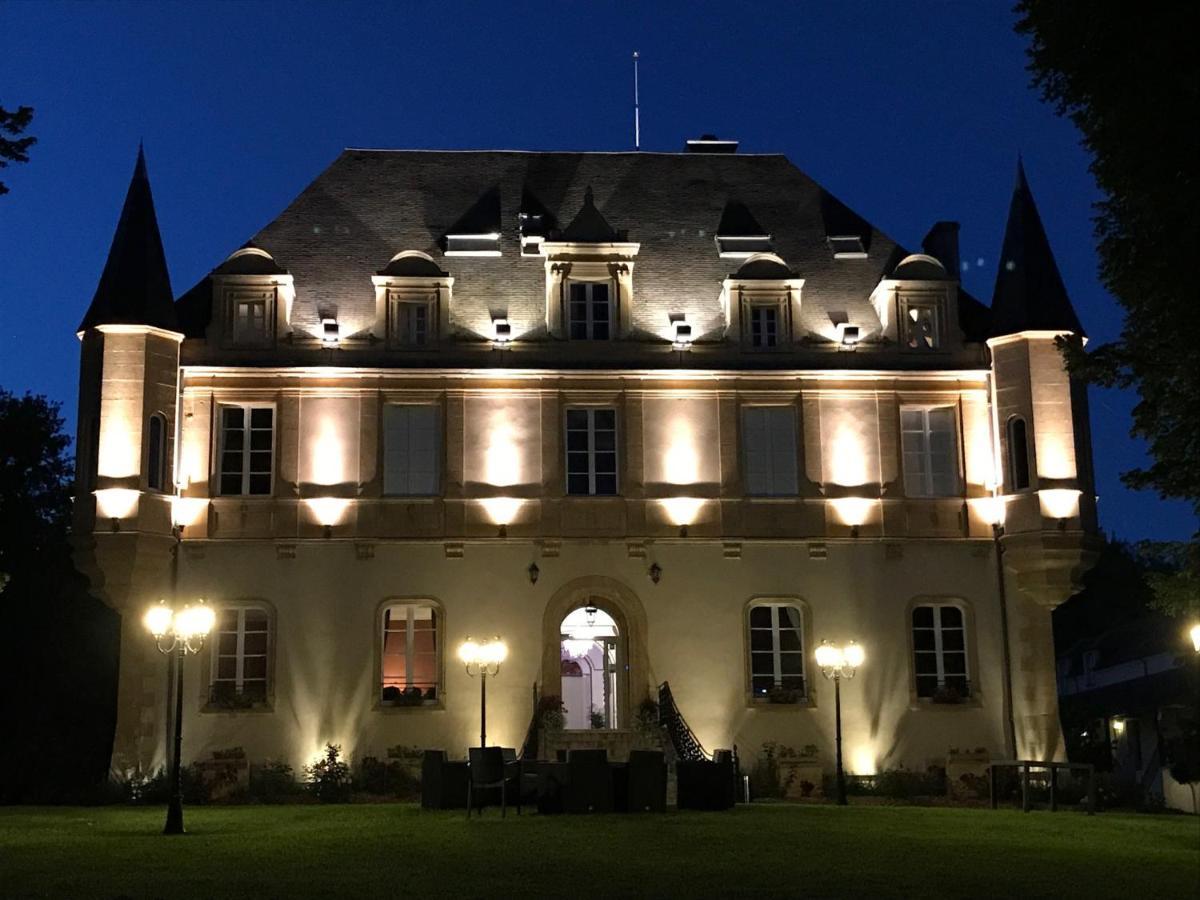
left=1, top=804, right=1196, bottom=899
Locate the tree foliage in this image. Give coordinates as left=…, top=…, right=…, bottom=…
left=1015, top=3, right=1200, bottom=517
left=0, top=104, right=36, bottom=196
left=0, top=389, right=74, bottom=587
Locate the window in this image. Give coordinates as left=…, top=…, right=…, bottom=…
left=565, top=408, right=618, bottom=496
left=900, top=406, right=959, bottom=497
left=742, top=407, right=798, bottom=496
left=827, top=235, right=867, bottom=259
left=233, top=298, right=268, bottom=345
left=211, top=606, right=270, bottom=706
left=912, top=604, right=969, bottom=700
left=147, top=413, right=167, bottom=492
left=1006, top=416, right=1030, bottom=491
left=900, top=298, right=941, bottom=350
left=381, top=603, right=439, bottom=704
left=394, top=301, right=432, bottom=346
left=382, top=405, right=439, bottom=495
left=716, top=235, right=772, bottom=258
left=748, top=603, right=806, bottom=699
left=568, top=282, right=612, bottom=340
left=748, top=305, right=779, bottom=348
left=219, top=405, right=274, bottom=496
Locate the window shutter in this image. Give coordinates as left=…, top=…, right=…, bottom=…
left=742, top=408, right=770, bottom=495
left=927, top=407, right=958, bottom=496
left=767, top=407, right=798, bottom=495
left=384, top=405, right=439, bottom=495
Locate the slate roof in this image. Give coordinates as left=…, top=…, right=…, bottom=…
left=174, top=148, right=996, bottom=364
left=989, top=160, right=1085, bottom=337
left=79, top=146, right=177, bottom=333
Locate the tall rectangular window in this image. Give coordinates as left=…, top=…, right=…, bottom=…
left=568, top=282, right=611, bottom=340
left=147, top=413, right=167, bottom=492
left=565, top=408, right=618, bottom=496
left=381, top=603, right=439, bottom=704
left=383, top=405, right=439, bottom=496
left=749, top=305, right=779, bottom=348
left=211, top=607, right=270, bottom=705
left=748, top=603, right=806, bottom=699
left=912, top=604, right=969, bottom=699
left=901, top=406, right=959, bottom=497
left=219, top=405, right=274, bottom=496
left=233, top=299, right=268, bottom=345
left=742, top=406, right=799, bottom=496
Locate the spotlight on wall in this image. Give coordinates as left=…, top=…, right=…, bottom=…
left=493, top=317, right=512, bottom=346
left=528, top=562, right=540, bottom=585
left=480, top=497, right=522, bottom=536
left=648, top=562, right=662, bottom=584
left=321, top=317, right=340, bottom=346
left=838, top=324, right=860, bottom=350
left=672, top=320, right=693, bottom=350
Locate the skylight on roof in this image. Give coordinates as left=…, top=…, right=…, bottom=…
left=445, top=234, right=501, bottom=257
left=716, top=234, right=772, bottom=259
left=828, top=236, right=867, bottom=259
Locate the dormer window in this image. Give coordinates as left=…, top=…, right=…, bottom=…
left=900, top=296, right=942, bottom=350
left=828, top=235, right=867, bottom=259
left=749, top=304, right=779, bottom=348
left=372, top=251, right=453, bottom=348
left=568, top=282, right=612, bottom=340
left=233, top=296, right=268, bottom=345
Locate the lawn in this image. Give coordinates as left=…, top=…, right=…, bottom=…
left=1, top=803, right=1196, bottom=899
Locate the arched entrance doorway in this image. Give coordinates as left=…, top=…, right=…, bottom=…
left=560, top=606, right=621, bottom=729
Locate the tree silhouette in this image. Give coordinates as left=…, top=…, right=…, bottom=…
left=0, top=104, right=36, bottom=196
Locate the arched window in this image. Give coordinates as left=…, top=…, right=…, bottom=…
left=560, top=605, right=620, bottom=728
left=747, top=602, right=806, bottom=701
left=147, top=413, right=167, bottom=492
left=911, top=603, right=970, bottom=701
left=1006, top=416, right=1030, bottom=491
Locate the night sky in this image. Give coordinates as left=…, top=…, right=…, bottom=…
left=2, top=0, right=1194, bottom=541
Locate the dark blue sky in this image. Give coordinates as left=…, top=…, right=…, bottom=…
left=1, top=0, right=1194, bottom=540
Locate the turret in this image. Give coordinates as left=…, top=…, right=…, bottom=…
left=73, top=146, right=182, bottom=774
left=985, top=160, right=1100, bottom=761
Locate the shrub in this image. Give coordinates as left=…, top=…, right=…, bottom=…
left=538, top=695, right=565, bottom=731
left=305, top=744, right=352, bottom=803
left=748, top=741, right=792, bottom=799
left=248, top=760, right=299, bottom=804
left=355, top=757, right=420, bottom=799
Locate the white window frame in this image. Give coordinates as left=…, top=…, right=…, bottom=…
left=382, top=404, right=440, bottom=496
left=217, top=403, right=275, bottom=497
left=741, top=406, right=799, bottom=497
left=747, top=602, right=806, bottom=699
left=567, top=281, right=614, bottom=340
left=564, top=407, right=619, bottom=496
left=747, top=303, right=781, bottom=348
left=911, top=603, right=970, bottom=699
left=380, top=602, right=440, bottom=703
left=900, top=405, right=960, bottom=498
left=210, top=605, right=271, bottom=701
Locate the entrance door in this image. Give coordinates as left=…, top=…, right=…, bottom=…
left=560, top=606, right=620, bottom=729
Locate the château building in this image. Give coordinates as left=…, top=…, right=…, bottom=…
left=73, top=139, right=1100, bottom=780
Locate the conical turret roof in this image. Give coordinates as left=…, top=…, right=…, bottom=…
left=78, top=145, right=177, bottom=333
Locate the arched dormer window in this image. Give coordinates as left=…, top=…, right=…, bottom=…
left=147, top=413, right=167, bottom=492
left=720, top=254, right=804, bottom=349
left=371, top=251, right=453, bottom=348
left=1006, top=415, right=1030, bottom=491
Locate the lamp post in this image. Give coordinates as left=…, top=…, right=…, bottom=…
left=143, top=600, right=215, bottom=835
left=459, top=636, right=507, bottom=747
left=815, top=639, right=865, bottom=807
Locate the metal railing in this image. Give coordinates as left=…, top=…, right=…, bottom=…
left=658, top=681, right=709, bottom=762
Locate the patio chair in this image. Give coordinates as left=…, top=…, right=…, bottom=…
left=467, top=746, right=509, bottom=818
left=421, top=750, right=469, bottom=810
left=625, top=750, right=667, bottom=813
left=565, top=748, right=613, bottom=813
left=501, top=747, right=540, bottom=815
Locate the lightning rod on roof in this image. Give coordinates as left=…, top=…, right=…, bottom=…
left=633, top=51, right=640, bottom=151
